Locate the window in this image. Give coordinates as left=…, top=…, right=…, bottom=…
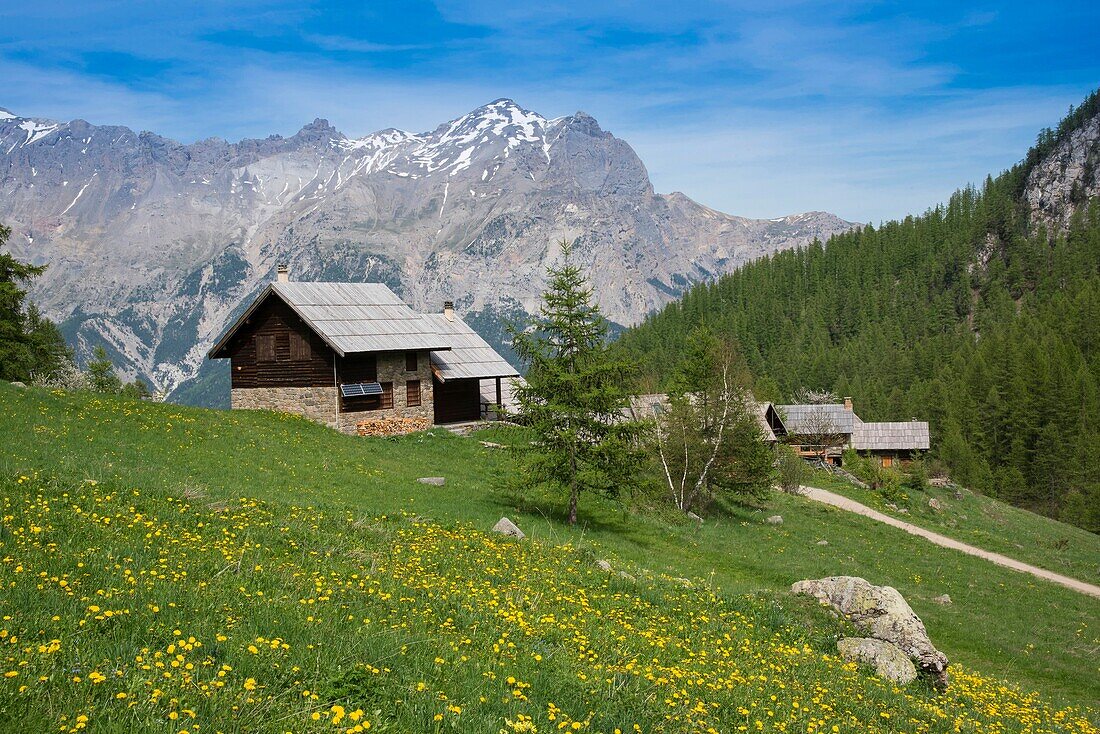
left=380, top=382, right=394, bottom=409
left=406, top=380, right=421, bottom=407
left=289, top=332, right=311, bottom=361
left=882, top=456, right=894, bottom=468
left=256, top=334, right=277, bottom=362
left=405, top=351, right=418, bottom=371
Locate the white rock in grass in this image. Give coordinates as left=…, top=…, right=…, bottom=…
left=492, top=517, right=525, bottom=539
left=766, top=515, right=783, bottom=525
left=417, top=477, right=445, bottom=486
left=596, top=559, right=612, bottom=572
left=791, top=576, right=949, bottom=688
left=837, top=637, right=918, bottom=685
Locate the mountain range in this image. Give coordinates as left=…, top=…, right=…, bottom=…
left=0, top=99, right=852, bottom=403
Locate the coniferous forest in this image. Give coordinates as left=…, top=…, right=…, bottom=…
left=616, top=91, right=1100, bottom=532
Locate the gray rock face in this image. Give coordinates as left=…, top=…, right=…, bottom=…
left=492, top=516, right=525, bottom=539
left=416, top=477, right=445, bottom=486
left=1025, top=111, right=1100, bottom=230
left=791, top=575, right=949, bottom=688
left=0, top=100, right=853, bottom=400
left=836, top=637, right=918, bottom=685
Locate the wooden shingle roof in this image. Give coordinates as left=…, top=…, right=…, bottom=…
left=852, top=421, right=930, bottom=451
left=423, top=313, right=520, bottom=382
left=208, top=282, right=453, bottom=357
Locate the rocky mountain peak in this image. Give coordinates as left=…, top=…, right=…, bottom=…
left=0, top=99, right=853, bottom=403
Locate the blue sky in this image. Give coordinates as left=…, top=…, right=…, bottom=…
left=2, top=1, right=1097, bottom=222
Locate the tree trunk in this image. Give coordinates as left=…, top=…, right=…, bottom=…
left=568, top=480, right=578, bottom=525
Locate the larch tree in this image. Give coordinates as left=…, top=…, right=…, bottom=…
left=510, top=241, right=639, bottom=525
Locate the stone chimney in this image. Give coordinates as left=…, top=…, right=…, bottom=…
left=843, top=396, right=853, bottom=411
left=444, top=301, right=454, bottom=322
left=276, top=264, right=289, bottom=283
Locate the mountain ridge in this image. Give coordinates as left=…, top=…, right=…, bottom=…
left=0, top=98, right=853, bottom=401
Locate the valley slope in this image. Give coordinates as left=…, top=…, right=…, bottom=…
left=616, top=90, right=1100, bottom=530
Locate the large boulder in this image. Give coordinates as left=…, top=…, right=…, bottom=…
left=492, top=517, right=526, bottom=540
left=792, top=576, right=948, bottom=688
left=836, top=637, right=918, bottom=685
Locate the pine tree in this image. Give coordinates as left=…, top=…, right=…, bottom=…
left=0, top=223, right=70, bottom=381
left=510, top=241, right=639, bottom=525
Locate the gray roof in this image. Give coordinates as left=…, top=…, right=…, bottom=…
left=209, top=282, right=453, bottom=357
left=424, top=313, right=519, bottom=381
left=852, top=421, right=930, bottom=451
left=778, top=404, right=857, bottom=434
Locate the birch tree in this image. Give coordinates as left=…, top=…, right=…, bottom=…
left=650, top=328, right=775, bottom=514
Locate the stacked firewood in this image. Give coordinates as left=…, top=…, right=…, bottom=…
left=356, top=416, right=431, bottom=437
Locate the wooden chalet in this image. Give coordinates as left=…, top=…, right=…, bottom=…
left=207, top=268, right=518, bottom=433
left=778, top=397, right=929, bottom=466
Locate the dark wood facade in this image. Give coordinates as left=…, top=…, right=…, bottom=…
left=223, top=298, right=334, bottom=388
left=432, top=377, right=481, bottom=424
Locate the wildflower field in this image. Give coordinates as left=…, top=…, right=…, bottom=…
left=0, top=384, right=1097, bottom=731
left=2, top=471, right=1096, bottom=734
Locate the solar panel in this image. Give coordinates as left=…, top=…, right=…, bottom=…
left=340, top=382, right=383, bottom=398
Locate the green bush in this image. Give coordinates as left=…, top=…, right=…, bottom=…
left=776, top=444, right=807, bottom=494
left=903, top=459, right=928, bottom=492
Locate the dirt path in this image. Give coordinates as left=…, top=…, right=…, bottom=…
left=800, top=485, right=1100, bottom=599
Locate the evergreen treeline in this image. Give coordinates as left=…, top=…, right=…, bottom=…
left=615, top=92, right=1100, bottom=531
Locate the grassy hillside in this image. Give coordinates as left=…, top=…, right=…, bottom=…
left=1, top=384, right=1098, bottom=732
left=803, top=468, right=1100, bottom=584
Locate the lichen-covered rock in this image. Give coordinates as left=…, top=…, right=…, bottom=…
left=836, top=637, right=918, bottom=685
left=596, top=559, right=612, bottom=572
left=766, top=515, right=783, bottom=525
left=791, top=576, right=948, bottom=688
left=492, top=517, right=525, bottom=539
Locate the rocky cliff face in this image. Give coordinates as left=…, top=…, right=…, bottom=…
left=1024, top=108, right=1100, bottom=230
left=0, top=100, right=853, bottom=403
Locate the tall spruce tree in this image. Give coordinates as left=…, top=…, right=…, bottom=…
left=510, top=241, right=638, bottom=525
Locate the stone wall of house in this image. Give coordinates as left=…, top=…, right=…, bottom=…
left=335, top=350, right=435, bottom=434
left=230, top=351, right=436, bottom=435
left=232, top=386, right=338, bottom=429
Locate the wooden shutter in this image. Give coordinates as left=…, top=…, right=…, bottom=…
left=256, top=334, right=276, bottom=362
left=380, top=382, right=394, bottom=409
left=406, top=379, right=421, bottom=407
left=289, top=332, right=312, bottom=361
left=405, top=351, right=418, bottom=371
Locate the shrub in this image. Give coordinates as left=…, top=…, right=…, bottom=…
left=776, top=445, right=807, bottom=494
left=903, top=459, right=928, bottom=491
